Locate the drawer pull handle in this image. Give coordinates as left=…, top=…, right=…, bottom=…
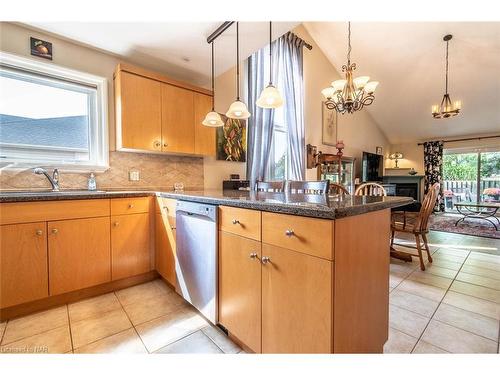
left=36, top=229, right=43, bottom=236
left=163, top=143, right=168, bottom=148
left=51, top=228, right=58, bottom=234
left=261, top=256, right=271, bottom=265
left=154, top=141, right=161, bottom=148
left=232, top=219, right=240, bottom=225
left=249, top=252, right=258, bottom=260
left=128, top=204, right=134, bottom=208
left=114, top=222, right=120, bottom=227
left=285, top=229, right=294, bottom=237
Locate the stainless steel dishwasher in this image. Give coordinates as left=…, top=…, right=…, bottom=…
left=175, top=201, right=218, bottom=324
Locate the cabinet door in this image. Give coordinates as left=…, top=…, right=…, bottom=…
left=261, top=244, right=333, bottom=353
left=155, top=212, right=176, bottom=286
left=117, top=71, right=162, bottom=151
left=111, top=213, right=151, bottom=280
left=1, top=222, right=48, bottom=308
left=48, top=217, right=111, bottom=295
left=161, top=83, right=195, bottom=154
left=194, top=92, right=216, bottom=156
left=219, top=232, right=262, bottom=353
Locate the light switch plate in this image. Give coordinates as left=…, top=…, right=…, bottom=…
left=129, top=170, right=140, bottom=181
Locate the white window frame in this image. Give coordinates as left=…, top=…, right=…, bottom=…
left=267, top=117, right=289, bottom=181
left=0, top=51, right=109, bottom=172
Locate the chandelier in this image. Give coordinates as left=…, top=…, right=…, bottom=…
left=432, top=34, right=461, bottom=119
left=322, top=22, right=379, bottom=114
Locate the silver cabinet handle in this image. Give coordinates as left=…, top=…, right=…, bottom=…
left=154, top=140, right=161, bottom=148
left=285, top=229, right=294, bottom=237
left=128, top=204, right=134, bottom=208
left=232, top=219, right=240, bottom=225
left=261, top=256, right=271, bottom=264
left=51, top=228, right=58, bottom=234
left=163, top=143, right=168, bottom=148
left=249, top=252, right=258, bottom=260
left=114, top=222, right=120, bottom=227
left=36, top=229, right=43, bottom=236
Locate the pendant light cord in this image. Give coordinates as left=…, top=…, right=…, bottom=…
left=236, top=22, right=240, bottom=101
left=211, top=42, right=215, bottom=111
left=269, top=21, right=273, bottom=85
left=347, top=21, right=351, bottom=66
left=445, top=39, right=449, bottom=95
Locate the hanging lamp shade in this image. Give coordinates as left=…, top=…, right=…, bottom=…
left=257, top=21, right=283, bottom=109
left=202, top=111, right=224, bottom=127
left=226, top=100, right=251, bottom=119
left=256, top=84, right=284, bottom=108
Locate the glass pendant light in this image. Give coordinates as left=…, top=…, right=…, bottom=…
left=226, top=22, right=251, bottom=119
left=202, top=41, right=224, bottom=127
left=256, top=21, right=284, bottom=108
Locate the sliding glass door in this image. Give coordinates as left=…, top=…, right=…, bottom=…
left=480, top=151, right=500, bottom=203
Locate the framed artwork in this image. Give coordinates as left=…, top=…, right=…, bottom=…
left=376, top=146, right=383, bottom=155
left=30, top=37, right=52, bottom=60
left=216, top=114, right=247, bottom=162
left=322, top=102, right=337, bottom=146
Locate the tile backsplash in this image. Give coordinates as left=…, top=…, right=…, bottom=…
left=0, top=152, right=204, bottom=191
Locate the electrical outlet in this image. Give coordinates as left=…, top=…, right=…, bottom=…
left=129, top=170, right=140, bottom=181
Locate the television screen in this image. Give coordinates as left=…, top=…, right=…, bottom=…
left=362, top=152, right=383, bottom=182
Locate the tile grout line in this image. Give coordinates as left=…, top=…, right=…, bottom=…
left=113, top=290, right=150, bottom=354
left=409, top=249, right=472, bottom=353
left=0, top=319, right=7, bottom=346
left=66, top=304, right=75, bottom=353
left=199, top=328, right=229, bottom=353
left=388, top=326, right=451, bottom=354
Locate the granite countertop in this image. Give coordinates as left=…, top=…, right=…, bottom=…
left=0, top=189, right=413, bottom=219
left=160, top=190, right=414, bottom=219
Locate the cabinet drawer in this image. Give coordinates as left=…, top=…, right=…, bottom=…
left=219, top=206, right=261, bottom=241
left=111, top=197, right=150, bottom=215
left=0, top=199, right=110, bottom=225
left=262, top=212, right=334, bottom=260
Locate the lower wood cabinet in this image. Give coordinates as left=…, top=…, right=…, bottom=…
left=48, top=217, right=111, bottom=295
left=111, top=213, right=151, bottom=280
left=218, top=232, right=262, bottom=353
left=155, top=212, right=176, bottom=286
left=261, top=243, right=333, bottom=353
left=0, top=222, right=49, bottom=308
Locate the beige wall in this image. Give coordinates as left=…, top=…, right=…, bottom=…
left=0, top=22, right=203, bottom=191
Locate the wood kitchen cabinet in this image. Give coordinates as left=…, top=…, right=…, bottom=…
left=261, top=243, right=333, bottom=353
left=114, top=64, right=215, bottom=156
left=0, top=222, right=49, bottom=308
left=115, top=70, right=162, bottom=151
left=194, top=92, right=215, bottom=156
left=155, top=212, right=176, bottom=286
left=219, top=232, right=262, bottom=353
left=111, top=213, right=151, bottom=280
left=48, top=217, right=111, bottom=295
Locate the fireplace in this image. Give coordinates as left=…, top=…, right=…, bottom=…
left=395, top=183, right=419, bottom=200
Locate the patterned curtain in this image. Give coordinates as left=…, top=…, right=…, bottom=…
left=423, top=141, right=445, bottom=211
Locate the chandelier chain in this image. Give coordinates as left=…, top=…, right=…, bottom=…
left=445, top=39, right=449, bottom=95
left=269, top=21, right=273, bottom=85
left=236, top=22, right=240, bottom=101
left=347, top=21, right=351, bottom=66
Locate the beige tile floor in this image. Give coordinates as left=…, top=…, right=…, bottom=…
left=385, top=231, right=500, bottom=354
left=0, top=231, right=498, bottom=354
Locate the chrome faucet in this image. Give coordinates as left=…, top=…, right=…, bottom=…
left=33, top=168, right=60, bottom=191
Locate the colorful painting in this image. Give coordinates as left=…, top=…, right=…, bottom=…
left=216, top=115, right=247, bottom=162
left=322, top=102, right=337, bottom=146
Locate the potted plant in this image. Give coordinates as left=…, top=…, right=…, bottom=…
left=483, top=187, right=500, bottom=202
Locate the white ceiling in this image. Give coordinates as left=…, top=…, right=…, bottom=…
left=22, top=22, right=299, bottom=88
left=304, top=22, right=500, bottom=144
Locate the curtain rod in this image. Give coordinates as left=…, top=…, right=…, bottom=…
left=206, top=22, right=313, bottom=50
left=417, top=135, right=500, bottom=146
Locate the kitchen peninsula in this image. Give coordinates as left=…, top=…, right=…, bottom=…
left=0, top=189, right=412, bottom=353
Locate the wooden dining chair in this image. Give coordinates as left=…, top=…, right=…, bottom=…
left=287, top=180, right=330, bottom=194
left=355, top=182, right=387, bottom=196
left=255, top=180, right=285, bottom=192
left=329, top=182, right=350, bottom=196
left=390, top=183, right=440, bottom=271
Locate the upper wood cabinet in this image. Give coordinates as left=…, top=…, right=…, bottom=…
left=194, top=93, right=215, bottom=156
left=0, top=222, right=49, bottom=308
left=161, top=83, right=195, bottom=154
left=115, top=71, right=162, bottom=151
left=48, top=217, right=111, bottom=295
left=114, top=63, right=215, bottom=156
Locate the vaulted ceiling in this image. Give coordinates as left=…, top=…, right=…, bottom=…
left=304, top=22, right=500, bottom=144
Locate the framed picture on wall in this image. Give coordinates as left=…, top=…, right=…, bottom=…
left=376, top=146, right=383, bottom=155
left=216, top=114, right=247, bottom=162
left=322, top=102, right=337, bottom=146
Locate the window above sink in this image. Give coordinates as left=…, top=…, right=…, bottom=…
left=0, top=52, right=109, bottom=172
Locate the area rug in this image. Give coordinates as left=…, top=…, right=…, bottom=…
left=429, top=212, right=500, bottom=239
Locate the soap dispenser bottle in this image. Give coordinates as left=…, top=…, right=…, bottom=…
left=88, top=173, right=97, bottom=191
